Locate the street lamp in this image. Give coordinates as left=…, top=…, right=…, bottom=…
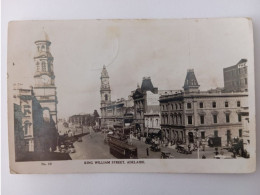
left=194, top=128, right=200, bottom=159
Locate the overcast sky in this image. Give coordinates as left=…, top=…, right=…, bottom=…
left=8, top=18, right=253, bottom=118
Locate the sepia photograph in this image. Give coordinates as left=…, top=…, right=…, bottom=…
left=7, top=18, right=256, bottom=173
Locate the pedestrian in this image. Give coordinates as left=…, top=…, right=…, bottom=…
left=188, top=144, right=191, bottom=152
left=202, top=154, right=206, bottom=159
left=146, top=147, right=149, bottom=156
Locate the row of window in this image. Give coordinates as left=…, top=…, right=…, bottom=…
left=199, top=129, right=243, bottom=139
left=187, top=113, right=242, bottom=125
left=161, top=103, right=182, bottom=111
left=161, top=115, right=183, bottom=125
left=187, top=100, right=241, bottom=109
left=161, top=101, right=241, bottom=111
left=213, top=129, right=243, bottom=138
left=36, top=61, right=47, bottom=72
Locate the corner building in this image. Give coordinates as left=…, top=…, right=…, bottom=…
left=159, top=69, right=248, bottom=147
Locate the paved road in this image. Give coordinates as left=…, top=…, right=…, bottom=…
left=70, top=131, right=233, bottom=160
left=70, top=132, right=115, bottom=160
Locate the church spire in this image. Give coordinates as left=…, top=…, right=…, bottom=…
left=183, top=69, right=200, bottom=93
left=101, top=65, right=109, bottom=78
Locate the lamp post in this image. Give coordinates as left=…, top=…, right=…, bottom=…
left=194, top=128, right=200, bottom=159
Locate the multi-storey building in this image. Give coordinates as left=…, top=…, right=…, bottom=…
left=159, top=69, right=248, bottom=147
left=223, top=59, right=248, bottom=92
left=100, top=66, right=134, bottom=129
left=13, top=87, right=57, bottom=157
left=33, top=31, right=58, bottom=124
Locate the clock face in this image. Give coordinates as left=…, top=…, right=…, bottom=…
left=41, top=75, right=50, bottom=84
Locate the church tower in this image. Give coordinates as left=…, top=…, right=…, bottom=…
left=33, top=31, right=58, bottom=124
left=100, top=65, right=111, bottom=108
left=183, top=69, right=200, bottom=93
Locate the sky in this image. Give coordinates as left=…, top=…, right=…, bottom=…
left=7, top=18, right=253, bottom=118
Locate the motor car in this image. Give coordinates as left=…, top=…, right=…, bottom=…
left=150, top=143, right=160, bottom=152
left=68, top=145, right=76, bottom=153
left=77, top=137, right=82, bottom=142
left=161, top=151, right=174, bottom=159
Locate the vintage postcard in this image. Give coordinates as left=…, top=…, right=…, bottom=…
left=8, top=18, right=256, bottom=174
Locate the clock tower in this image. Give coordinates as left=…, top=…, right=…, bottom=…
left=33, top=31, right=58, bottom=124
left=100, top=65, right=111, bottom=108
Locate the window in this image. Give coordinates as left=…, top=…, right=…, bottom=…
left=238, top=114, right=242, bottom=122
left=187, top=103, right=192, bottom=109
left=212, top=101, right=216, bottom=108
left=42, top=61, right=46, bottom=71
left=213, top=114, right=218, bottom=123
left=237, top=101, right=241, bottom=107
left=225, top=101, right=229, bottom=107
left=239, top=129, right=242, bottom=137
left=36, top=61, right=40, bottom=71
left=199, top=102, right=203, bottom=108
left=200, top=115, right=204, bottom=124
left=105, top=94, right=108, bottom=101
left=175, top=104, right=178, bottom=110
left=188, top=116, right=192, bottom=124
left=214, top=130, right=218, bottom=137
left=179, top=103, right=182, bottom=109
left=24, top=121, right=30, bottom=135
left=179, top=115, right=182, bottom=125
left=245, top=78, right=247, bottom=85
left=201, top=131, right=205, bottom=139
left=226, top=114, right=230, bottom=123
left=171, top=104, right=174, bottom=110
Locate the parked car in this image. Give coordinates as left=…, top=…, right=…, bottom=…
left=68, top=145, right=76, bottom=153
left=161, top=151, right=174, bottom=159
left=77, top=137, right=82, bottom=142
left=150, top=143, right=160, bottom=152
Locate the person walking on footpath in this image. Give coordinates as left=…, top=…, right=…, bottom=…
left=146, top=147, right=149, bottom=157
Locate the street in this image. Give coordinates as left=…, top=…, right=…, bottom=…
left=69, top=132, right=115, bottom=159
left=69, top=131, right=233, bottom=160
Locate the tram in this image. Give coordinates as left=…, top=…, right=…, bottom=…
left=108, top=136, right=138, bottom=159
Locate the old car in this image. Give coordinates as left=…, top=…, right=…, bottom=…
left=77, top=137, right=82, bottom=142
left=176, top=145, right=192, bottom=154
left=161, top=151, right=174, bottom=159
left=150, top=143, right=160, bottom=152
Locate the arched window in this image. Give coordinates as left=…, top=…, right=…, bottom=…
left=42, top=61, right=46, bottom=72
left=24, top=121, right=30, bottom=135
left=36, top=61, right=40, bottom=71
left=105, top=94, right=108, bottom=101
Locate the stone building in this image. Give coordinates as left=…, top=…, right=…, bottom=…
left=13, top=87, right=58, bottom=157
left=223, top=59, right=248, bottom=92
left=159, top=69, right=248, bottom=147
left=33, top=31, right=58, bottom=124
left=100, top=66, right=134, bottom=129
left=68, top=113, right=95, bottom=127
left=132, top=77, right=178, bottom=136
left=13, top=31, right=59, bottom=160
left=132, top=77, right=158, bottom=135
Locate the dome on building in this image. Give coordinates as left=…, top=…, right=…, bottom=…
left=37, top=29, right=50, bottom=42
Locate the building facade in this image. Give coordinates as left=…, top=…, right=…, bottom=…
left=13, top=87, right=57, bottom=156
left=100, top=66, right=134, bottom=129
left=33, top=31, right=58, bottom=124
left=132, top=77, right=159, bottom=134
left=159, top=69, right=248, bottom=147
left=223, top=59, right=248, bottom=92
